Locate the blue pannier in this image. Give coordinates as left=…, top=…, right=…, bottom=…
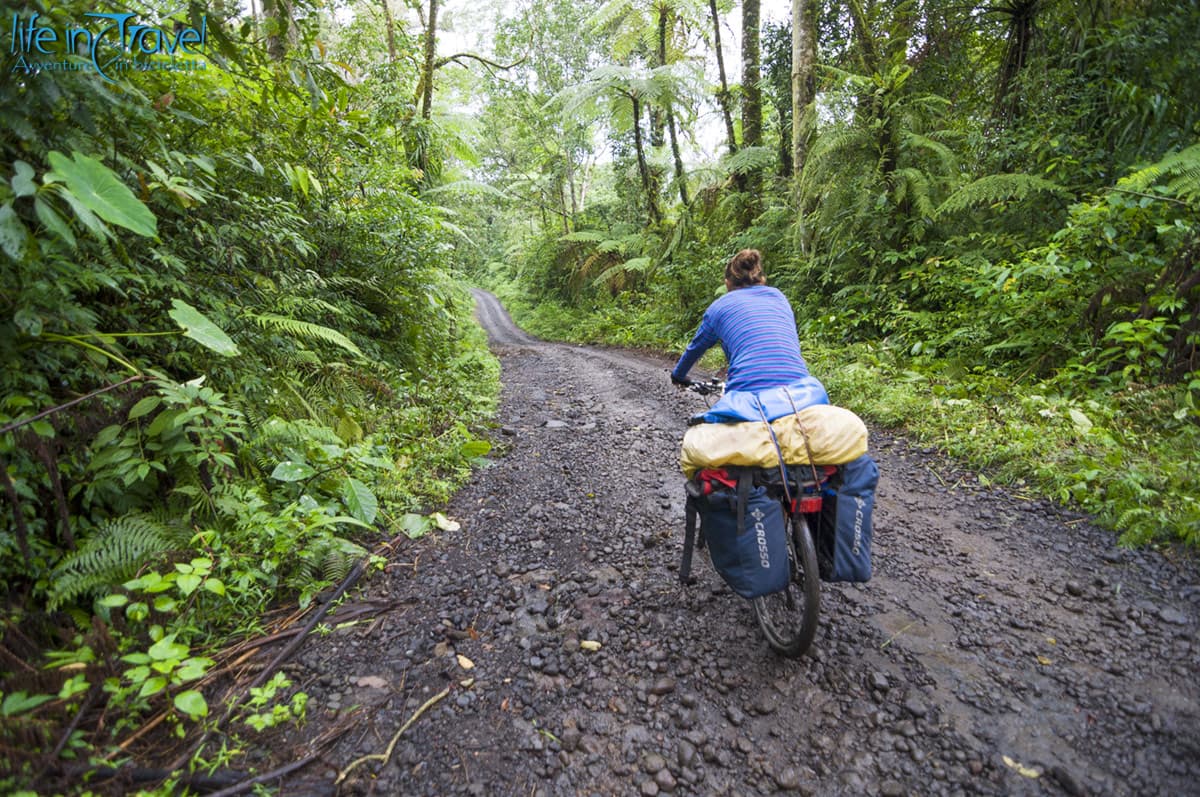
left=816, top=454, right=878, bottom=582
left=689, top=472, right=790, bottom=599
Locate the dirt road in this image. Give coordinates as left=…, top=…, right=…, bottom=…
left=283, top=290, right=1200, bottom=796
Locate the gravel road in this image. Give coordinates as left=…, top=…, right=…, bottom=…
left=277, top=289, right=1200, bottom=797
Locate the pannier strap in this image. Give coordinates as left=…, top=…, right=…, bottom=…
left=784, top=390, right=823, bottom=490
left=681, top=496, right=697, bottom=585
left=755, top=398, right=793, bottom=508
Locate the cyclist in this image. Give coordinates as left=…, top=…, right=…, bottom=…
left=670, top=249, right=813, bottom=393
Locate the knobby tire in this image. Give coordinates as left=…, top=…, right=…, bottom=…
left=752, top=513, right=820, bottom=658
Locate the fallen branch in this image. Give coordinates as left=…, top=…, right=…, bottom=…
left=202, top=752, right=322, bottom=797
left=334, top=686, right=451, bottom=785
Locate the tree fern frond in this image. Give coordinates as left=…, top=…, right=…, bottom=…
left=1120, top=142, right=1200, bottom=203
left=893, top=167, right=937, bottom=219
left=723, top=146, right=776, bottom=176
left=902, top=133, right=957, bottom=173
left=592, top=256, right=652, bottom=287
left=246, top=312, right=364, bottom=357
left=49, top=515, right=189, bottom=608
left=560, top=230, right=606, bottom=244
left=934, top=173, right=1069, bottom=217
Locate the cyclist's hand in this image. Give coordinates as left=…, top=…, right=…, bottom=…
left=670, top=373, right=689, bottom=387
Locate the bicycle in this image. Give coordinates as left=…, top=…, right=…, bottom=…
left=677, top=378, right=826, bottom=658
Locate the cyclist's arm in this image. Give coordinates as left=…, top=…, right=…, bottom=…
left=672, top=311, right=719, bottom=381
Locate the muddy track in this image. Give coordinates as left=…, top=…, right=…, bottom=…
left=278, top=290, right=1200, bottom=797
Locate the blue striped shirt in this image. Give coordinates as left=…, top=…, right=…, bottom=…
left=672, top=285, right=810, bottom=392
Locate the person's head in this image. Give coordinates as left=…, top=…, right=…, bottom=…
left=724, top=249, right=767, bottom=290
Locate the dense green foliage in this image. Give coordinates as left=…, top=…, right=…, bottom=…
left=463, top=0, right=1199, bottom=547
left=1, top=0, right=497, bottom=788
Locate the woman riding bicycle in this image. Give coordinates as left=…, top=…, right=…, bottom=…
left=671, top=249, right=819, bottom=401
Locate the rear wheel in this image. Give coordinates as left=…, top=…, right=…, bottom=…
left=752, top=513, right=821, bottom=658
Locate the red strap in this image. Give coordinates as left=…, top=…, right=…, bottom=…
left=697, top=468, right=738, bottom=491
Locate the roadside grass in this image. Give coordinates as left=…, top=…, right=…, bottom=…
left=501, top=291, right=1199, bottom=550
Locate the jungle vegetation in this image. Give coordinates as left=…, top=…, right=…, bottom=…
left=1, top=0, right=1198, bottom=792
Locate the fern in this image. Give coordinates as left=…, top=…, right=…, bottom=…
left=49, top=515, right=188, bottom=608
left=592, top=256, right=652, bottom=287
left=935, top=174, right=1069, bottom=217
left=1120, top=142, right=1200, bottom=204
left=315, top=537, right=368, bottom=583
left=723, top=146, right=777, bottom=177
left=245, top=312, right=364, bottom=358
left=892, top=167, right=937, bottom=219
left=560, top=230, right=606, bottom=244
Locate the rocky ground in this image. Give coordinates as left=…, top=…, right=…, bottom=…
left=269, top=290, right=1200, bottom=796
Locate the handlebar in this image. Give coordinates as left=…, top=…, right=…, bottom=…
left=681, top=377, right=725, bottom=397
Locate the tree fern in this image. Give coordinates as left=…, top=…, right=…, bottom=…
left=1120, top=142, right=1200, bottom=204
left=244, top=312, right=364, bottom=358
left=723, top=146, right=776, bottom=177
left=934, top=173, right=1069, bottom=217
left=560, top=230, right=607, bottom=244
left=592, top=256, right=652, bottom=287
left=49, top=515, right=189, bottom=609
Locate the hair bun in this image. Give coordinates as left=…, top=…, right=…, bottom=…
left=725, top=249, right=765, bottom=287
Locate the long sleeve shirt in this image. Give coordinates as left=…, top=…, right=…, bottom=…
left=671, top=285, right=810, bottom=393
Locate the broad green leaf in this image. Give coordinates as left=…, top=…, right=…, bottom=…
left=271, top=461, right=316, bottom=481
left=174, top=690, right=208, bottom=718
left=168, top=299, right=239, bottom=356
left=460, top=439, right=492, bottom=459
left=176, top=657, right=212, bottom=681
left=0, top=202, right=29, bottom=261
left=147, top=633, right=187, bottom=661
left=99, top=594, right=129, bottom=608
left=55, top=187, right=110, bottom=240
left=176, top=573, right=202, bottom=596
left=341, top=477, right=378, bottom=525
left=203, top=578, right=226, bottom=596
left=399, top=512, right=433, bottom=539
left=2, top=691, right=54, bottom=717
left=1067, top=408, right=1093, bottom=434
left=11, top=161, right=36, bottom=197
left=128, top=396, right=162, bottom=420
left=138, top=676, right=168, bottom=698
left=46, top=151, right=157, bottom=237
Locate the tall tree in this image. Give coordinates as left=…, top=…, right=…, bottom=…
left=420, top=0, right=439, bottom=120
left=709, top=0, right=739, bottom=153
left=791, top=0, right=817, bottom=176
left=741, top=0, right=763, bottom=149
left=381, top=0, right=399, bottom=63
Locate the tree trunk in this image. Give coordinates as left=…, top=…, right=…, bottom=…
left=993, top=0, right=1039, bottom=121
left=420, top=0, right=439, bottom=120
left=381, top=0, right=399, bottom=63
left=709, top=0, right=738, bottom=154
left=741, top=0, right=762, bottom=149
left=262, top=0, right=294, bottom=61
left=650, top=3, right=668, bottom=148
left=846, top=0, right=878, bottom=75
left=631, top=94, right=661, bottom=224
left=790, top=0, right=816, bottom=176
left=667, top=106, right=689, bottom=205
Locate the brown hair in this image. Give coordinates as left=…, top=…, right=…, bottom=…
left=725, top=249, right=766, bottom=288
